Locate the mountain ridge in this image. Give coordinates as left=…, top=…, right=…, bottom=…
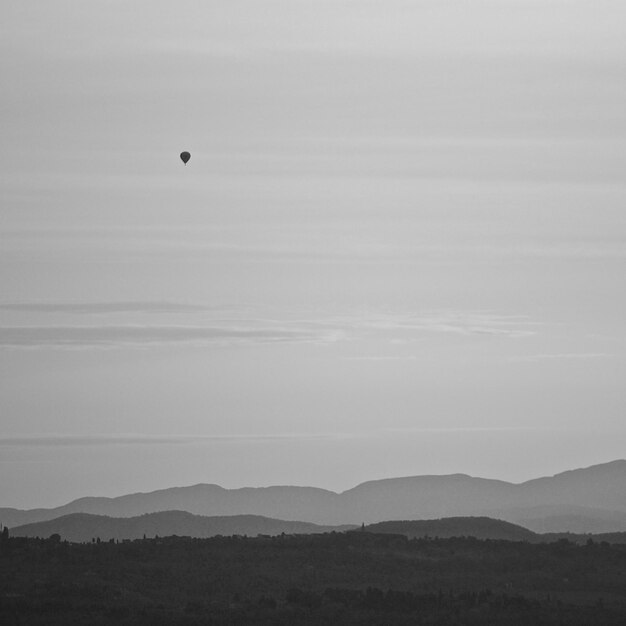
left=2, top=460, right=625, bottom=532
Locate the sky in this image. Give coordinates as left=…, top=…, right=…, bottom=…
left=1, top=0, right=625, bottom=508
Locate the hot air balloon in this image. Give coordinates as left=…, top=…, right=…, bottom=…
left=180, top=151, right=191, bottom=165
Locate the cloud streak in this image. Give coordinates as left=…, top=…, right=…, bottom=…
left=0, top=435, right=192, bottom=448
left=0, top=325, right=341, bottom=350
left=0, top=301, right=217, bottom=315
left=0, top=427, right=556, bottom=449
left=343, top=355, right=418, bottom=362
left=317, top=311, right=538, bottom=339
left=0, top=309, right=536, bottom=350
left=509, top=353, right=613, bottom=363
left=4, top=224, right=626, bottom=265
left=0, top=432, right=368, bottom=448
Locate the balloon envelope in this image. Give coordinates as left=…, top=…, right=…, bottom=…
left=180, top=151, right=191, bottom=165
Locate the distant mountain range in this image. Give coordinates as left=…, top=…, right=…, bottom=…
left=10, top=511, right=354, bottom=543
left=2, top=460, right=626, bottom=533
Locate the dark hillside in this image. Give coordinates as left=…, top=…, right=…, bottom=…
left=365, top=516, right=538, bottom=541
left=2, top=532, right=626, bottom=625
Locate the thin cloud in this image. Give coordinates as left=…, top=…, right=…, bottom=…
left=0, top=325, right=341, bottom=350
left=316, top=311, right=538, bottom=339
left=0, top=301, right=217, bottom=315
left=509, top=352, right=613, bottom=363
left=343, top=355, right=418, bottom=362
left=0, top=436, right=192, bottom=448
left=0, top=432, right=362, bottom=448
left=381, top=426, right=554, bottom=434
left=5, top=227, right=625, bottom=265
left=0, top=428, right=540, bottom=449
left=259, top=310, right=537, bottom=341
left=0, top=309, right=535, bottom=350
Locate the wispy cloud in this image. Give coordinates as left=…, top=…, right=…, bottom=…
left=509, top=352, right=613, bottom=363
left=0, top=308, right=536, bottom=350
left=0, top=325, right=342, bottom=350
left=0, top=427, right=553, bottom=449
left=0, top=432, right=364, bottom=448
left=0, top=301, right=217, bottom=315
left=344, top=355, right=418, bottom=362
left=4, top=225, right=626, bottom=265
left=0, top=435, right=192, bottom=448
left=380, top=426, right=553, bottom=434
left=318, top=311, right=538, bottom=339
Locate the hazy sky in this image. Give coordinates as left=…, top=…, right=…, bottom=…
left=2, top=1, right=625, bottom=508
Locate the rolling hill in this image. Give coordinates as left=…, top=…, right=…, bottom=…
left=13, top=511, right=626, bottom=545
left=364, top=517, right=537, bottom=542
left=10, top=511, right=355, bottom=543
